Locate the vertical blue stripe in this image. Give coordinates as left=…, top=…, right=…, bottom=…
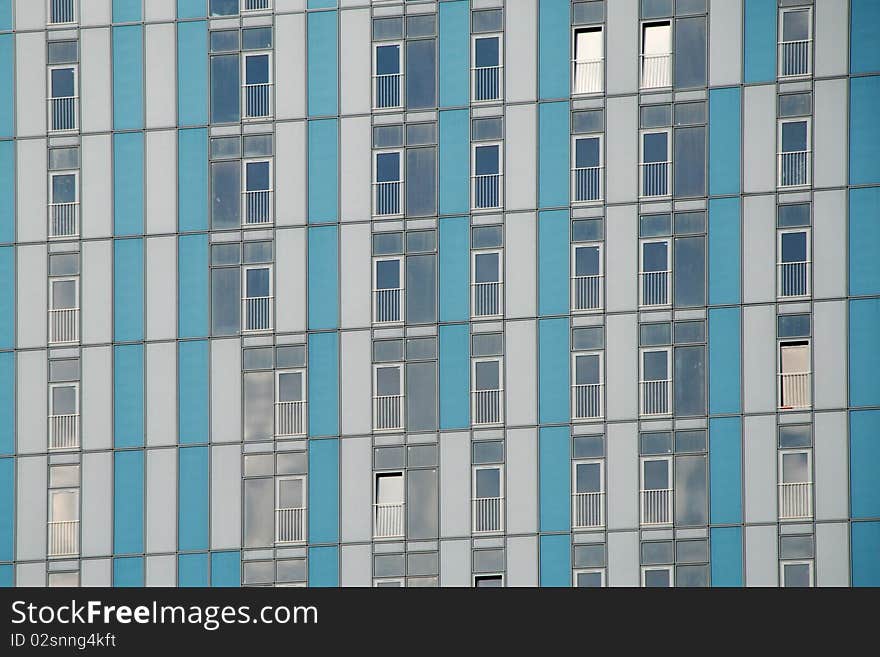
left=851, top=0, right=880, bottom=74
left=177, top=0, right=204, bottom=19
left=709, top=417, right=742, bottom=524
left=849, top=187, right=880, bottom=296
left=0, top=35, right=13, bottom=138
left=177, top=21, right=208, bottom=126
left=178, top=233, right=209, bottom=337
left=113, top=450, right=144, bottom=554
left=308, top=119, right=338, bottom=224
left=439, top=109, right=470, bottom=216
left=852, top=522, right=880, bottom=586
left=708, top=197, right=741, bottom=305
left=112, top=0, right=141, bottom=22
left=0, top=457, right=12, bottom=561
left=850, top=76, right=880, bottom=186
left=708, top=87, right=741, bottom=196
left=308, top=438, right=339, bottom=544
left=439, top=323, right=470, bottom=430
left=708, top=307, right=741, bottom=414
left=743, top=0, right=776, bottom=84
left=539, top=426, right=570, bottom=532
left=308, top=332, right=338, bottom=437
left=0, top=141, right=13, bottom=241
left=178, top=446, right=209, bottom=550
left=849, top=299, right=880, bottom=408
left=0, top=564, right=11, bottom=587
left=439, top=0, right=469, bottom=107
left=0, top=246, right=12, bottom=348
left=211, top=551, right=241, bottom=587
left=540, top=534, right=571, bottom=587
left=538, top=102, right=570, bottom=208
left=113, top=557, right=144, bottom=587
left=113, top=132, right=144, bottom=235
left=539, top=318, right=569, bottom=424
left=850, top=410, right=880, bottom=518
left=113, top=238, right=144, bottom=342
left=114, top=344, right=144, bottom=448
left=538, top=0, right=570, bottom=99
left=178, top=553, right=209, bottom=587
left=308, top=545, right=338, bottom=587
left=710, top=527, right=743, bottom=587
left=178, top=128, right=208, bottom=232
left=439, top=216, right=470, bottom=322
left=0, top=1, right=11, bottom=31
left=308, top=225, right=339, bottom=330
left=538, top=209, right=569, bottom=315
left=0, top=353, right=12, bottom=455
left=112, top=25, right=144, bottom=130
left=307, top=11, right=338, bottom=116
left=178, top=341, right=209, bottom=445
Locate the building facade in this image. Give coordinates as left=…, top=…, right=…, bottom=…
left=0, top=0, right=878, bottom=588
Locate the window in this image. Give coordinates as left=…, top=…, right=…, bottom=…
left=374, top=364, right=404, bottom=431
left=472, top=143, right=502, bottom=210
left=573, top=538, right=606, bottom=585
left=640, top=129, right=671, bottom=197
left=640, top=347, right=671, bottom=416
left=275, top=370, right=306, bottom=437
left=572, top=135, right=603, bottom=202
left=48, top=465, right=80, bottom=558
left=640, top=456, right=672, bottom=525
left=48, top=64, right=78, bottom=132
left=779, top=448, right=813, bottom=520
left=374, top=43, right=403, bottom=109
left=242, top=50, right=272, bottom=119
left=374, top=472, right=405, bottom=539
left=374, top=150, right=403, bottom=216
left=241, top=265, right=272, bottom=332
left=472, top=34, right=502, bottom=101
left=472, top=357, right=503, bottom=426
left=572, top=351, right=603, bottom=420
left=673, top=15, right=707, bottom=89
left=778, top=228, right=810, bottom=298
left=48, top=169, right=78, bottom=238
left=781, top=560, right=813, bottom=587
left=574, top=569, right=605, bottom=587
left=474, top=574, right=504, bottom=587
left=242, top=158, right=272, bottom=225
left=779, top=7, right=812, bottom=78
left=275, top=476, right=306, bottom=544
left=778, top=118, right=810, bottom=188
left=641, top=21, right=671, bottom=88
left=49, top=276, right=79, bottom=345
left=640, top=238, right=671, bottom=306
left=242, top=0, right=272, bottom=13
left=778, top=340, right=811, bottom=410
left=373, top=257, right=404, bottom=324
left=472, top=465, right=504, bottom=533
left=571, top=243, right=603, bottom=311
left=48, top=382, right=79, bottom=450
left=572, top=460, right=604, bottom=529
left=572, top=27, right=604, bottom=94
left=472, top=249, right=503, bottom=317
left=48, top=0, right=77, bottom=25
left=642, top=565, right=674, bottom=587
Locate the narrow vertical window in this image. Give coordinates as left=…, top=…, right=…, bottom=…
left=472, top=143, right=502, bottom=210
left=572, top=352, right=603, bottom=421
left=572, top=135, right=603, bottom=202
left=781, top=561, right=813, bottom=587
left=471, top=250, right=503, bottom=317
left=572, top=459, right=604, bottom=529
left=641, top=22, right=671, bottom=89
left=640, top=130, right=671, bottom=197
left=472, top=465, right=504, bottom=533
left=49, top=170, right=79, bottom=238
left=778, top=341, right=811, bottom=410
left=48, top=488, right=79, bottom=557
left=275, top=476, right=306, bottom=544
left=374, top=472, right=405, bottom=539
left=572, top=27, right=604, bottom=94
left=242, top=52, right=272, bottom=119
left=275, top=370, right=306, bottom=437
left=49, top=382, right=79, bottom=450
left=472, top=358, right=503, bottom=425
left=373, top=364, right=404, bottom=432
left=49, top=66, right=78, bottom=132
left=778, top=229, right=810, bottom=298
left=374, top=43, right=403, bottom=109
left=779, top=449, right=813, bottom=520
left=571, top=243, right=603, bottom=311
left=640, top=457, right=673, bottom=526
left=241, top=265, right=272, bottom=332
left=48, top=0, right=77, bottom=25
left=374, top=151, right=403, bottom=217
left=49, top=277, right=79, bottom=345
left=472, top=35, right=502, bottom=101
left=639, top=239, right=671, bottom=307
left=779, top=8, right=812, bottom=78
left=778, top=119, right=811, bottom=188
left=640, top=348, right=671, bottom=416
left=242, top=159, right=272, bottom=225
left=373, top=257, right=404, bottom=324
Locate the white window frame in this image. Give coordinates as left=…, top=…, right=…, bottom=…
left=573, top=568, right=606, bottom=587
left=778, top=7, right=813, bottom=79
left=778, top=339, right=811, bottom=411
left=373, top=256, right=405, bottom=324
left=241, top=157, right=274, bottom=226
left=777, top=227, right=811, bottom=299
left=472, top=464, right=505, bottom=534
left=48, top=487, right=79, bottom=558
left=47, top=0, right=78, bottom=26
left=48, top=170, right=80, bottom=238
left=571, top=242, right=604, bottom=312
left=639, top=237, right=672, bottom=307
left=639, top=346, right=672, bottom=417
left=49, top=381, right=79, bottom=417
left=373, top=470, right=405, bottom=539
left=372, top=41, right=404, bottom=110
left=275, top=368, right=306, bottom=437
left=571, top=351, right=604, bottom=421
left=47, top=64, right=78, bottom=133
left=571, top=134, right=604, bottom=203
left=572, top=26, right=604, bottom=95
left=241, top=50, right=273, bottom=120
left=275, top=475, right=307, bottom=544
left=471, top=33, right=504, bottom=103
left=471, top=356, right=504, bottom=426
left=777, top=117, right=812, bottom=188
left=374, top=578, right=405, bottom=587
left=473, top=573, right=505, bottom=587
left=778, top=448, right=813, bottom=520
left=241, top=264, right=273, bottom=332
left=373, top=149, right=404, bottom=217
left=780, top=559, right=814, bottom=587
left=641, top=564, right=674, bottom=587
left=49, top=275, right=79, bottom=312
left=639, top=128, right=672, bottom=198
left=640, top=455, right=673, bottom=526
left=373, top=362, right=405, bottom=432
left=471, top=248, right=504, bottom=318
left=640, top=21, right=672, bottom=90
left=471, top=142, right=504, bottom=211
left=571, top=458, right=605, bottom=530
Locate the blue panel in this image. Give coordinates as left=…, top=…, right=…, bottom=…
left=539, top=534, right=571, bottom=587
left=538, top=102, right=570, bottom=208
left=113, top=450, right=144, bottom=554
left=710, top=527, right=743, bottom=587
left=439, top=1, right=469, bottom=107
left=708, top=307, right=741, bottom=414
left=439, top=216, right=470, bottom=322
left=309, top=438, right=339, bottom=544
left=852, top=521, right=880, bottom=586
left=178, top=233, right=209, bottom=337
left=0, top=353, right=12, bottom=455
left=113, top=557, right=144, bottom=587
left=112, top=26, right=143, bottom=130
left=308, top=119, right=338, bottom=224
left=0, top=35, right=13, bottom=138
left=307, top=11, right=338, bottom=116
left=743, top=0, right=776, bottom=84
left=439, top=109, right=470, bottom=215
left=539, top=318, right=569, bottom=424
left=178, top=553, right=209, bottom=587
left=178, top=341, right=209, bottom=445
left=179, top=446, right=209, bottom=551
left=0, top=1, right=10, bottom=31
left=211, top=551, right=241, bottom=587
left=177, top=21, right=208, bottom=126
left=538, top=0, right=570, bottom=99
left=850, top=410, right=880, bottom=518
left=0, top=564, right=11, bottom=587
left=308, top=0, right=337, bottom=8
left=538, top=209, right=569, bottom=315
left=0, top=246, right=12, bottom=348
left=539, top=426, right=570, bottom=532
left=439, top=323, right=470, bottom=429
left=851, top=0, right=880, bottom=74
left=850, top=187, right=880, bottom=296
left=0, top=141, right=13, bottom=241
left=308, top=545, right=338, bottom=587
left=709, top=87, right=741, bottom=197
left=113, top=132, right=144, bottom=235
left=850, top=300, right=880, bottom=408
left=308, top=225, right=339, bottom=330
left=113, top=238, right=144, bottom=342
left=709, top=417, right=742, bottom=524
left=178, top=129, right=208, bottom=231
left=0, top=457, right=12, bottom=561
left=850, top=76, right=880, bottom=186
left=177, top=0, right=204, bottom=19
left=113, top=0, right=141, bottom=22
left=708, top=197, right=741, bottom=305
left=308, top=332, right=338, bottom=437
left=114, top=344, right=144, bottom=448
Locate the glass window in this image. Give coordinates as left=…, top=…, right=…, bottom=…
left=48, top=41, right=78, bottom=65
left=571, top=218, right=604, bottom=242
left=408, top=444, right=438, bottom=468
left=211, top=136, right=240, bottom=159
left=472, top=225, right=503, bottom=249
left=243, top=134, right=273, bottom=157
left=374, top=447, right=406, bottom=470
left=674, top=102, right=706, bottom=126
left=243, top=454, right=273, bottom=477
left=675, top=454, right=708, bottom=526
left=406, top=337, right=437, bottom=361
left=374, top=554, right=405, bottom=578
left=406, top=40, right=436, bottom=110
left=674, top=210, right=706, bottom=234
left=277, top=559, right=307, bottom=583
left=406, top=361, right=437, bottom=432
left=210, top=0, right=238, bottom=17
left=406, top=255, right=437, bottom=324
left=211, top=54, right=240, bottom=123
left=780, top=535, right=814, bottom=560
left=474, top=575, right=503, bottom=587
left=640, top=323, right=672, bottom=346
left=640, top=432, right=673, bottom=455
left=373, top=18, right=404, bottom=41
left=642, top=0, right=673, bottom=19
left=49, top=253, right=79, bottom=277
left=243, top=478, right=273, bottom=547
left=674, top=320, right=705, bottom=344
left=276, top=345, right=306, bottom=369
left=777, top=203, right=811, bottom=228
left=472, top=9, right=503, bottom=33
left=406, top=468, right=438, bottom=539
left=244, top=372, right=273, bottom=441
left=673, top=126, right=706, bottom=197
left=211, top=243, right=240, bottom=266
left=49, top=147, right=80, bottom=170
left=472, top=441, right=504, bottom=464
left=473, top=549, right=504, bottom=573
left=676, top=539, right=709, bottom=563
left=779, top=93, right=812, bottom=117
left=640, top=105, right=672, bottom=129
left=373, top=232, right=404, bottom=256
left=572, top=110, right=604, bottom=134
left=641, top=541, right=674, bottom=564
left=673, top=16, right=707, bottom=89
left=243, top=241, right=273, bottom=264
left=573, top=544, right=606, bottom=568
left=673, top=235, right=706, bottom=307
left=407, top=551, right=439, bottom=576
left=472, top=118, right=504, bottom=141
left=242, top=28, right=272, bottom=50
left=778, top=424, right=811, bottom=449
left=573, top=435, right=604, bottom=459
left=675, top=430, right=707, bottom=453
left=782, top=561, right=812, bottom=587
left=676, top=0, right=706, bottom=15
left=243, top=347, right=273, bottom=370
left=276, top=452, right=307, bottom=475
left=405, top=148, right=437, bottom=217
left=640, top=214, right=671, bottom=237
left=573, top=1, right=605, bottom=25
left=572, top=327, right=604, bottom=351
left=778, top=314, right=811, bottom=338
left=49, top=359, right=80, bottom=382
left=211, top=268, right=240, bottom=335
left=472, top=333, right=503, bottom=357
left=674, top=345, right=706, bottom=416
left=373, top=125, right=404, bottom=149
left=676, top=564, right=709, bottom=587
left=210, top=30, right=239, bottom=52
left=374, top=339, right=404, bottom=363
left=407, top=15, right=436, bottom=38
left=406, top=123, right=437, bottom=146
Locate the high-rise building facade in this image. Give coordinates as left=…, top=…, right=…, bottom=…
left=0, top=0, right=878, bottom=588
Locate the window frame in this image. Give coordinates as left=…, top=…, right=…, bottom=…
left=373, top=362, right=405, bottom=432
left=274, top=474, right=307, bottom=544
left=372, top=255, right=405, bottom=324
left=471, top=142, right=504, bottom=210
left=777, top=339, right=811, bottom=411
left=777, top=6, right=813, bottom=79
left=640, top=346, right=673, bottom=417
left=571, top=242, right=604, bottom=313
left=572, top=25, right=605, bottom=95
left=373, top=41, right=404, bottom=110
left=639, top=128, right=672, bottom=198
left=240, top=157, right=274, bottom=226
left=777, top=117, right=812, bottom=189
left=373, top=148, right=405, bottom=217
left=471, top=248, right=504, bottom=318
left=573, top=567, right=606, bottom=587
left=780, top=559, right=814, bottom=587
left=776, top=227, right=811, bottom=299
left=571, top=350, right=604, bottom=421
left=471, top=33, right=504, bottom=103
left=47, top=64, right=79, bottom=133
left=241, top=50, right=273, bottom=120
left=471, top=356, right=504, bottom=426
left=47, top=0, right=78, bottom=26
left=639, top=20, right=672, bottom=90
left=571, top=134, right=604, bottom=203
left=49, top=380, right=79, bottom=419
left=240, top=264, right=273, bottom=333
left=641, top=564, right=674, bottom=587
left=639, top=237, right=672, bottom=307
left=49, top=275, right=79, bottom=311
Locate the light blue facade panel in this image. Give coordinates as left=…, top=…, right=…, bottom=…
left=211, top=551, right=241, bottom=587
left=113, top=557, right=144, bottom=587
left=0, top=35, right=12, bottom=138
left=708, top=197, right=741, bottom=305
left=178, top=233, right=209, bottom=338
left=0, top=141, right=12, bottom=241
left=539, top=426, right=570, bottom=533
left=851, top=0, right=880, bottom=74
left=710, top=526, right=743, bottom=587
left=308, top=332, right=339, bottom=437
left=538, top=102, right=570, bottom=209
left=308, top=119, right=338, bottom=224
left=744, top=0, right=776, bottom=84
left=708, top=87, right=741, bottom=196
left=850, top=76, right=880, bottom=186
left=0, top=457, right=12, bottom=561
left=709, top=416, right=742, bottom=524
left=178, top=446, right=209, bottom=551
left=439, top=109, right=469, bottom=215
left=178, top=340, right=209, bottom=445
left=439, top=323, right=470, bottom=430
left=114, top=238, right=144, bottom=342
left=308, top=545, right=338, bottom=587
left=113, top=450, right=144, bottom=554
left=849, top=187, right=880, bottom=296
left=113, top=0, right=141, bottom=23
left=178, top=552, right=209, bottom=587
left=0, top=353, right=11, bottom=455
left=849, top=299, right=880, bottom=408
left=178, top=21, right=208, bottom=126
left=309, top=438, right=339, bottom=545
left=0, top=246, right=12, bottom=348
left=538, top=318, right=569, bottom=425
left=439, top=216, right=470, bottom=322
left=850, top=410, right=880, bottom=518
left=113, top=132, right=145, bottom=236
left=538, top=209, right=569, bottom=315
left=114, top=344, right=145, bottom=449
left=538, top=0, right=570, bottom=99
left=307, top=11, right=338, bottom=117
left=177, top=128, right=208, bottom=233
left=439, top=1, right=470, bottom=107
left=308, top=225, right=339, bottom=331
left=112, top=26, right=144, bottom=130
left=708, top=307, right=741, bottom=415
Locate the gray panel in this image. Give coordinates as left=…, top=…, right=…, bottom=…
left=439, top=538, right=470, bottom=586
left=146, top=555, right=177, bottom=587
left=146, top=447, right=177, bottom=554
left=81, top=27, right=112, bottom=134
left=80, top=558, right=112, bottom=587
left=16, top=350, right=46, bottom=455
left=816, top=522, right=849, bottom=587
left=814, top=0, right=848, bottom=78
left=145, top=341, right=176, bottom=448
left=742, top=195, right=775, bottom=305
left=744, top=524, right=778, bottom=587
left=145, top=130, right=177, bottom=236
left=709, top=0, right=743, bottom=86
left=813, top=78, right=847, bottom=190
left=145, top=24, right=176, bottom=130
left=15, top=32, right=45, bottom=138
left=340, top=544, right=371, bottom=587
left=504, top=104, right=537, bottom=211
left=608, top=530, right=639, bottom=587
left=17, top=245, right=47, bottom=350
left=505, top=0, right=537, bottom=103
left=814, top=412, right=848, bottom=521
left=81, top=346, right=112, bottom=451
left=606, top=204, right=637, bottom=312
left=16, top=456, right=47, bottom=561
left=340, top=330, right=371, bottom=437
left=506, top=535, right=538, bottom=587
left=506, top=428, right=538, bottom=535
left=742, top=305, right=776, bottom=414
left=606, top=0, right=638, bottom=96
left=340, top=223, right=371, bottom=330
left=275, top=13, right=306, bottom=121
left=607, top=422, right=638, bottom=530
left=340, top=116, right=370, bottom=224
left=439, top=431, right=470, bottom=538
left=813, top=301, right=846, bottom=410
left=505, top=320, right=537, bottom=427
left=340, top=8, right=371, bottom=116
left=81, top=239, right=112, bottom=345
left=81, top=134, right=113, bottom=239
left=813, top=190, right=846, bottom=300
left=144, top=0, right=176, bottom=22
left=605, top=96, right=638, bottom=203
left=79, top=0, right=111, bottom=25
left=605, top=314, right=638, bottom=421
left=210, top=338, right=241, bottom=444
left=145, top=236, right=177, bottom=341
left=340, top=435, right=371, bottom=543
left=504, top=211, right=536, bottom=319
left=81, top=451, right=112, bottom=558
left=211, top=444, right=241, bottom=550
left=16, top=563, right=46, bottom=587
left=275, top=228, right=307, bottom=334
left=743, top=415, right=776, bottom=524
left=275, top=121, right=307, bottom=226
left=14, top=0, right=45, bottom=29
left=742, top=85, right=776, bottom=195
left=16, top=139, right=47, bottom=244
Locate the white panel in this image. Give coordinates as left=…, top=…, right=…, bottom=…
left=81, top=134, right=113, bottom=239
left=81, top=346, right=112, bottom=451
left=504, top=211, right=537, bottom=319
left=145, top=24, right=177, bottom=129
left=145, top=236, right=177, bottom=341
left=439, top=538, right=471, bottom=587
left=275, top=121, right=307, bottom=226
left=81, top=239, right=112, bottom=345
left=144, top=0, right=176, bottom=22
left=340, top=330, right=371, bottom=437
left=210, top=338, right=241, bottom=444
left=16, top=350, right=47, bottom=455
left=505, top=104, right=537, bottom=212
left=145, top=341, right=177, bottom=448
left=81, top=27, right=112, bottom=134
left=15, top=32, right=45, bottom=138
left=16, top=244, right=47, bottom=349
left=340, top=544, right=372, bottom=587
left=80, top=451, right=112, bottom=557
left=14, top=0, right=45, bottom=30
left=340, top=8, right=371, bottom=116
left=145, top=130, right=178, bottom=235
left=146, top=447, right=177, bottom=554
left=211, top=443, right=242, bottom=550
left=275, top=13, right=306, bottom=121
left=15, top=456, right=46, bottom=561
left=504, top=321, right=537, bottom=428
left=79, top=0, right=111, bottom=26
left=16, top=139, right=47, bottom=244
left=340, top=223, right=371, bottom=329
left=275, top=227, right=307, bottom=334
left=506, top=535, right=538, bottom=587
left=340, top=116, right=370, bottom=224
